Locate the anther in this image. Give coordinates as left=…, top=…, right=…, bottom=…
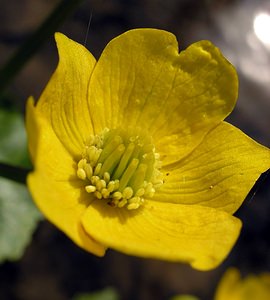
left=127, top=202, right=140, bottom=210
left=78, top=158, right=87, bottom=168
left=107, top=181, right=115, bottom=192
left=96, top=179, right=106, bottom=191
left=101, top=188, right=110, bottom=198
left=118, top=199, right=127, bottom=208
left=87, top=146, right=101, bottom=166
left=112, top=191, right=122, bottom=200
left=135, top=188, right=145, bottom=197
left=94, top=191, right=102, bottom=199
left=122, top=187, right=133, bottom=199
left=84, top=163, right=93, bottom=180
left=77, top=168, right=86, bottom=180
left=91, top=176, right=99, bottom=185
left=85, top=185, right=96, bottom=193
left=103, top=172, right=110, bottom=183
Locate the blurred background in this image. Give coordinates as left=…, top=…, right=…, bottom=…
left=0, top=0, right=269, bottom=299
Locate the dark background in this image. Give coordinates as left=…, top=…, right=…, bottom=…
left=0, top=0, right=270, bottom=299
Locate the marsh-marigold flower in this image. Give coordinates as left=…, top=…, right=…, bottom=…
left=26, top=29, right=270, bottom=270
left=215, top=268, right=270, bottom=300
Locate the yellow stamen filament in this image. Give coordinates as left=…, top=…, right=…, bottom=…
left=76, top=128, right=163, bottom=210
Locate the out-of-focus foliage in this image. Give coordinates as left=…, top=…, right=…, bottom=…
left=72, top=287, right=119, bottom=300
left=0, top=177, right=41, bottom=262
left=0, top=108, right=30, bottom=167
left=0, top=107, right=42, bottom=262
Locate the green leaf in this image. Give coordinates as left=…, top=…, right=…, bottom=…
left=73, top=287, right=120, bottom=300
left=0, top=177, right=42, bottom=262
left=0, top=108, right=31, bottom=168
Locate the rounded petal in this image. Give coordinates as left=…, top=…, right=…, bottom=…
left=35, top=32, right=97, bottom=157
left=214, top=268, right=242, bottom=300
left=26, top=98, right=105, bottom=256
left=87, top=28, right=238, bottom=163
left=215, top=268, right=270, bottom=300
left=156, top=122, right=270, bottom=214
left=81, top=200, right=241, bottom=270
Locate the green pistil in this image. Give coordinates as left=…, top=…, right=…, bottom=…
left=98, top=135, right=122, bottom=164
left=143, top=152, right=155, bottom=182
left=76, top=128, right=163, bottom=210
left=99, top=144, right=125, bottom=176
left=118, top=158, right=139, bottom=191
left=112, top=142, right=135, bottom=180
left=128, top=163, right=147, bottom=191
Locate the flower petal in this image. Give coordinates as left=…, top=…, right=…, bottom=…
left=26, top=98, right=105, bottom=256
left=35, top=32, right=96, bottom=156
left=215, top=268, right=270, bottom=300
left=87, top=28, right=238, bottom=163
left=156, top=122, right=270, bottom=214
left=82, top=200, right=241, bottom=270
left=214, top=268, right=242, bottom=300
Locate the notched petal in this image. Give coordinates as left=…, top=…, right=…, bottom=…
left=87, top=29, right=238, bottom=164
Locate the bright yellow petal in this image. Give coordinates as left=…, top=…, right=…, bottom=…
left=215, top=268, right=270, bottom=300
left=26, top=98, right=105, bottom=256
left=87, top=28, right=238, bottom=164
left=35, top=32, right=96, bottom=156
left=156, top=122, right=270, bottom=214
left=214, top=268, right=242, bottom=300
left=81, top=200, right=241, bottom=270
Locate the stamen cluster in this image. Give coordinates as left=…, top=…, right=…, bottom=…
left=76, top=128, right=162, bottom=210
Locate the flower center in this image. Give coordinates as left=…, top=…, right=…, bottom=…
left=76, top=128, right=163, bottom=210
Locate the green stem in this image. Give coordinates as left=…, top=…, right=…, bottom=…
left=0, top=163, right=30, bottom=184
left=0, top=0, right=85, bottom=95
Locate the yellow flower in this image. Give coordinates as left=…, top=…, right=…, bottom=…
left=26, top=29, right=270, bottom=270
left=215, top=268, right=270, bottom=300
